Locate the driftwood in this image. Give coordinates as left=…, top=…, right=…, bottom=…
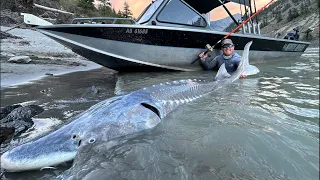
left=33, top=3, right=74, bottom=15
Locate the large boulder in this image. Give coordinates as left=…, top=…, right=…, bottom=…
left=1, top=105, right=44, bottom=121
left=0, top=104, right=22, bottom=119
left=0, top=104, right=44, bottom=145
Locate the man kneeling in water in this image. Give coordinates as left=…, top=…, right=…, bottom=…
left=199, top=39, right=247, bottom=78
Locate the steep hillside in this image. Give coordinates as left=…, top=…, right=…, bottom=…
left=259, top=0, right=319, bottom=46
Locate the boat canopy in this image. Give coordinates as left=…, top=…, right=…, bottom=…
left=184, top=0, right=250, bottom=14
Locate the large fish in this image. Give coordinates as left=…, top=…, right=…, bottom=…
left=1, top=41, right=256, bottom=172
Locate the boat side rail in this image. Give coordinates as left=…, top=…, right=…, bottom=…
left=71, top=17, right=136, bottom=24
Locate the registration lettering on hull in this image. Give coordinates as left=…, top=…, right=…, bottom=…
left=126, top=28, right=148, bottom=34
left=282, top=43, right=306, bottom=52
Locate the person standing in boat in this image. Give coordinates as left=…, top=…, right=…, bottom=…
left=198, top=39, right=247, bottom=78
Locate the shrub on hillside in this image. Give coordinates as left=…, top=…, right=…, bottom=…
left=287, top=8, right=299, bottom=21
left=291, top=0, right=299, bottom=4
left=283, top=3, right=291, bottom=11
left=59, top=0, right=80, bottom=14
left=260, top=21, right=269, bottom=29
left=300, top=3, right=310, bottom=14
left=276, top=13, right=283, bottom=22
left=77, top=0, right=96, bottom=17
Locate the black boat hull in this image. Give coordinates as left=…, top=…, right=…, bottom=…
left=37, top=24, right=310, bottom=71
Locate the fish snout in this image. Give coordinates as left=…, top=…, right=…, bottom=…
left=1, top=151, right=15, bottom=171
left=1, top=136, right=78, bottom=172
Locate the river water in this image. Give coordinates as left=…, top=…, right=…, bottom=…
left=1, top=48, right=319, bottom=180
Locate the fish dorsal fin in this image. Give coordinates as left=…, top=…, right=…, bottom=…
left=238, top=41, right=260, bottom=76
left=215, top=63, right=231, bottom=80
left=238, top=41, right=253, bottom=71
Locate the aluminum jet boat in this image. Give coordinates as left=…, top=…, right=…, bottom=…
left=36, top=0, right=310, bottom=71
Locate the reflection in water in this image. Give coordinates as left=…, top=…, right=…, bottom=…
left=1, top=48, right=319, bottom=180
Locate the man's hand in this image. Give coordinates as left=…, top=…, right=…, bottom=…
left=240, top=74, right=247, bottom=78
left=199, top=52, right=208, bottom=61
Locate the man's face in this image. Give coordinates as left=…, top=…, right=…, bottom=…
left=222, top=44, right=234, bottom=56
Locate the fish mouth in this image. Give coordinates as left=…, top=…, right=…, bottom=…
left=1, top=150, right=77, bottom=172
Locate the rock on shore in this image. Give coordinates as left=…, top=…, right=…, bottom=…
left=1, top=26, right=103, bottom=87
left=0, top=104, right=44, bottom=145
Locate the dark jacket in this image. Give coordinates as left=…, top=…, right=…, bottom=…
left=201, top=53, right=241, bottom=73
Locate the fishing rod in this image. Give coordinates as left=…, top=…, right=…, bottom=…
left=191, top=0, right=275, bottom=64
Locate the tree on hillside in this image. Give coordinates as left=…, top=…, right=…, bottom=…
left=305, top=0, right=311, bottom=6
left=283, top=3, right=291, bottom=11
left=122, top=1, right=133, bottom=18
left=275, top=11, right=283, bottom=22
left=60, top=0, right=80, bottom=14
left=271, top=9, right=277, bottom=18
left=99, top=0, right=111, bottom=7
left=98, top=0, right=114, bottom=16
left=258, top=0, right=282, bottom=19
left=287, top=8, right=299, bottom=21
left=117, top=9, right=123, bottom=17
left=77, top=0, right=96, bottom=16
left=260, top=15, right=269, bottom=29
left=300, top=3, right=310, bottom=14
left=224, top=22, right=239, bottom=32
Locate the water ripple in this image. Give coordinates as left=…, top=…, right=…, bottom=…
left=1, top=48, right=319, bottom=180
left=281, top=103, right=319, bottom=118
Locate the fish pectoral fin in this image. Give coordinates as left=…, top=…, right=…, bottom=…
left=215, top=63, right=231, bottom=80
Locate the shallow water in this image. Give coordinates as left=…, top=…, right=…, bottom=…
left=1, top=48, right=319, bottom=180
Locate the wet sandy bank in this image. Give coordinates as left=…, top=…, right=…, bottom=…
left=0, top=26, right=112, bottom=88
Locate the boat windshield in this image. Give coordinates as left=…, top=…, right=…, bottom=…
left=157, top=0, right=207, bottom=27
left=137, top=0, right=164, bottom=24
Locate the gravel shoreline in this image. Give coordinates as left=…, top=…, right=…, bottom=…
left=0, top=26, right=106, bottom=88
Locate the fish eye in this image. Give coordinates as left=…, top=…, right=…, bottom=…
left=71, top=134, right=77, bottom=139
left=88, top=138, right=96, bottom=144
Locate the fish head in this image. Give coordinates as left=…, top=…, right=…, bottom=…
left=0, top=95, right=162, bottom=172
left=0, top=121, right=83, bottom=172
left=75, top=100, right=162, bottom=156
left=0, top=97, right=121, bottom=172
